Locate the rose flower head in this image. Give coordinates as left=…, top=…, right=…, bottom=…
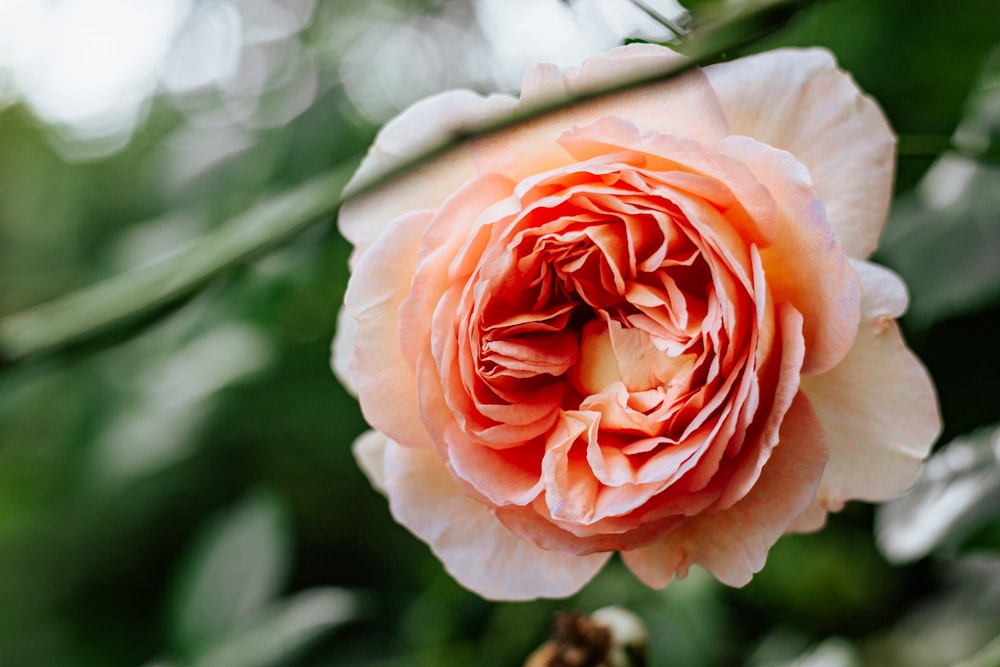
left=333, top=45, right=941, bottom=600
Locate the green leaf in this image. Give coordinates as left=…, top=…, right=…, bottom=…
left=879, top=158, right=1000, bottom=330
left=952, top=634, right=1000, bottom=667
left=876, top=424, right=1000, bottom=564
left=168, top=490, right=293, bottom=657
left=188, top=588, right=358, bottom=667
left=880, top=46, right=1000, bottom=329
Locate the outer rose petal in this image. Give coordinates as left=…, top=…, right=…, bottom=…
left=621, top=394, right=827, bottom=587
left=354, top=431, right=611, bottom=600
left=340, top=90, right=517, bottom=266
left=331, top=305, right=358, bottom=397
left=705, top=48, right=895, bottom=259
left=718, top=135, right=861, bottom=374
left=797, top=260, right=941, bottom=524
left=353, top=430, right=388, bottom=493
left=473, top=44, right=730, bottom=182
left=343, top=210, right=435, bottom=449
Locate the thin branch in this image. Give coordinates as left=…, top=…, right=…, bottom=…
left=0, top=167, right=354, bottom=367
left=0, top=0, right=822, bottom=369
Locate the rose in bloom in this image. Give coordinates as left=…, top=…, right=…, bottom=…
left=333, top=45, right=940, bottom=600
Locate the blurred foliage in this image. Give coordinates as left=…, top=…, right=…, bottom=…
left=0, top=0, right=999, bottom=666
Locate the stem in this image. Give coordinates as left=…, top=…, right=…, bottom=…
left=0, top=0, right=822, bottom=369
left=0, top=167, right=354, bottom=366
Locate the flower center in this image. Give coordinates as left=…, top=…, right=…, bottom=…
left=466, top=173, right=747, bottom=448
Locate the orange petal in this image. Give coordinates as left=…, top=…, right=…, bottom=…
left=621, top=393, right=827, bottom=588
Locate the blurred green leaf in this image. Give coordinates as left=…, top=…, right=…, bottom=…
left=862, top=557, right=1000, bottom=667
left=952, top=634, right=1000, bottom=667
left=876, top=424, right=1000, bottom=564
left=748, top=636, right=862, bottom=667
left=168, top=490, right=292, bottom=657
left=189, top=588, right=357, bottom=667
left=879, top=157, right=1000, bottom=329
left=879, top=44, right=1000, bottom=329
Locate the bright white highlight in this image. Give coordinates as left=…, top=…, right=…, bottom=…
left=0, top=0, right=191, bottom=134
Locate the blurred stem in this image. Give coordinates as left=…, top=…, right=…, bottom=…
left=0, top=0, right=821, bottom=369
left=0, top=167, right=354, bottom=367
left=626, top=0, right=691, bottom=39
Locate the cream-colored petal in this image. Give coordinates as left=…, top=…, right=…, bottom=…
left=621, top=394, right=827, bottom=588
left=331, top=305, right=359, bottom=397
left=717, top=135, right=861, bottom=375
left=340, top=90, right=518, bottom=267
left=379, top=437, right=610, bottom=600
left=705, top=48, right=895, bottom=259
left=344, top=210, right=435, bottom=449
left=353, top=430, right=389, bottom=493
left=473, top=44, right=730, bottom=182
left=799, top=260, right=941, bottom=520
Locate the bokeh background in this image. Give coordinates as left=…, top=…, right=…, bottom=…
left=1, top=0, right=999, bottom=665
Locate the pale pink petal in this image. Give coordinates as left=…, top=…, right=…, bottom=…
left=331, top=305, right=358, bottom=397
left=473, top=44, right=729, bottom=182
left=378, top=436, right=610, bottom=600
left=798, top=260, right=941, bottom=520
left=352, top=430, right=388, bottom=493
left=718, top=135, right=861, bottom=374
left=705, top=48, right=895, bottom=259
left=340, top=90, right=517, bottom=266
left=344, top=210, right=435, bottom=449
left=621, top=393, right=827, bottom=588
left=397, top=173, right=516, bottom=370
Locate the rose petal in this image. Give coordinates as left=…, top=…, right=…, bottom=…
left=372, top=434, right=610, bottom=600
left=345, top=210, right=435, bottom=449
left=398, top=173, right=516, bottom=371
left=340, top=90, right=518, bottom=266
left=705, top=48, right=895, bottom=259
left=473, top=44, right=730, bottom=182
left=718, top=135, right=861, bottom=374
left=331, top=304, right=359, bottom=397
left=621, top=393, right=827, bottom=588
left=799, top=260, right=941, bottom=520
left=353, top=429, right=388, bottom=493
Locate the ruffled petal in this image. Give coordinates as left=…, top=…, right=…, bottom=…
left=369, top=434, right=610, bottom=600
left=798, top=260, right=941, bottom=521
left=340, top=90, right=518, bottom=266
left=718, top=135, right=861, bottom=374
left=705, top=48, right=895, bottom=259
left=344, top=210, right=435, bottom=449
left=473, top=44, right=730, bottom=182
left=621, top=393, right=827, bottom=587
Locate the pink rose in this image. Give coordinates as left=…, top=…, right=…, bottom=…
left=333, top=45, right=941, bottom=600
